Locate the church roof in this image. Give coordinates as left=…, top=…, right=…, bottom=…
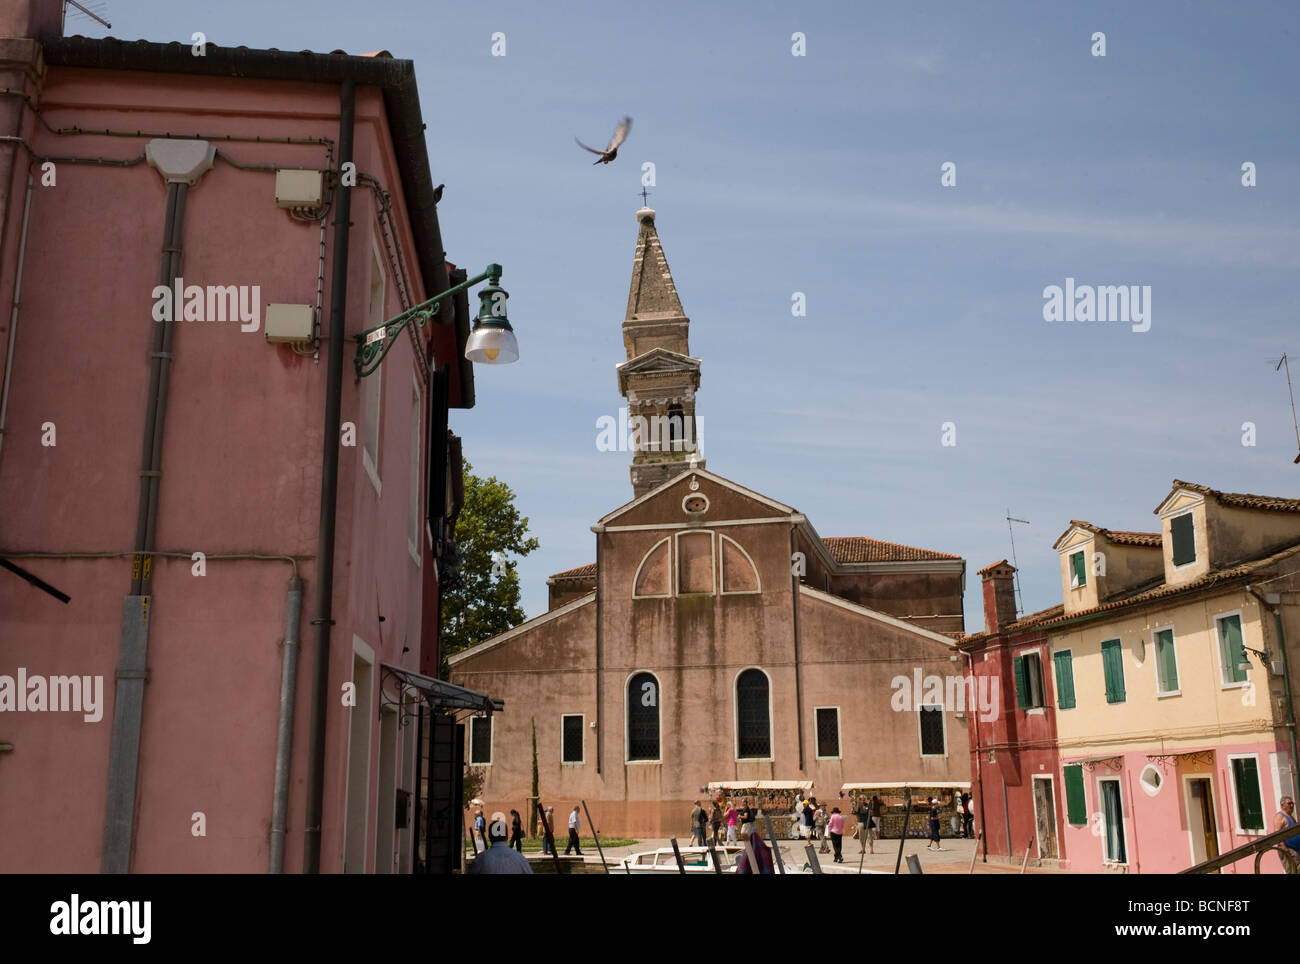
left=822, top=536, right=961, bottom=564
left=625, top=207, right=686, bottom=321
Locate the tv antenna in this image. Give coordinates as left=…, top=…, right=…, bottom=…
left=1272, top=353, right=1300, bottom=464
left=1005, top=509, right=1030, bottom=616
left=64, top=1, right=111, bottom=29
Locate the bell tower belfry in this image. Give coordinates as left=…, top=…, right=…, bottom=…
left=617, top=206, right=704, bottom=498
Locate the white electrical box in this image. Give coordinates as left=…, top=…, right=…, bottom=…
left=275, top=169, right=323, bottom=209
left=265, top=304, right=314, bottom=343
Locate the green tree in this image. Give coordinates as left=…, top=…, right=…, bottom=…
left=440, top=459, right=539, bottom=664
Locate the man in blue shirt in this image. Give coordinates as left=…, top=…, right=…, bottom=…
left=468, top=812, right=534, bottom=875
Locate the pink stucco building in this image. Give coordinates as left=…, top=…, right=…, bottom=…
left=0, top=3, right=491, bottom=873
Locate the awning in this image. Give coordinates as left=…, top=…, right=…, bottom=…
left=1065, top=754, right=1124, bottom=772
left=840, top=781, right=971, bottom=792
left=707, top=780, right=813, bottom=793
left=381, top=664, right=503, bottom=713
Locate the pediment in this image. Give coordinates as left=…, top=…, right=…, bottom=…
left=1154, top=488, right=1203, bottom=516
left=1052, top=526, right=1094, bottom=553
left=595, top=467, right=796, bottom=529
left=617, top=347, right=700, bottom=376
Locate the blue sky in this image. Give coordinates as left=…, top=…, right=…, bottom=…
left=83, top=1, right=1300, bottom=629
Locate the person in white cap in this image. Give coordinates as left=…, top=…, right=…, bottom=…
left=468, top=811, right=534, bottom=874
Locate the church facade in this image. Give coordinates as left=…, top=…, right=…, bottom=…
left=448, top=207, right=972, bottom=836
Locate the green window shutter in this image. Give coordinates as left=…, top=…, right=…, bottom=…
left=1155, top=629, right=1178, bottom=692
left=1220, top=616, right=1247, bottom=684
left=1013, top=655, right=1028, bottom=709
left=1064, top=764, right=1087, bottom=825
left=1232, top=758, right=1264, bottom=831
left=1070, top=551, right=1086, bottom=588
left=1102, top=639, right=1126, bottom=703
left=1054, top=651, right=1076, bottom=709
left=1171, top=513, right=1196, bottom=566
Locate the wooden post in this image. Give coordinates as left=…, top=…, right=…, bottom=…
left=894, top=787, right=912, bottom=875
left=968, top=830, right=983, bottom=874
left=669, top=835, right=687, bottom=874
left=1020, top=836, right=1035, bottom=874
left=536, top=800, right=561, bottom=874
left=581, top=800, right=608, bottom=874
left=761, top=812, right=787, bottom=875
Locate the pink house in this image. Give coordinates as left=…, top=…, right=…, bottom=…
left=0, top=3, right=494, bottom=873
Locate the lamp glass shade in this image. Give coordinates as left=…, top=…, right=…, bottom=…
left=465, top=324, right=519, bottom=364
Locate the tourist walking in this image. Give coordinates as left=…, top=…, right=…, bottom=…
left=828, top=807, right=846, bottom=863
left=801, top=799, right=815, bottom=841
left=854, top=796, right=871, bottom=854
left=949, top=796, right=962, bottom=837
left=740, top=799, right=756, bottom=837
left=725, top=801, right=739, bottom=843
left=468, top=812, right=533, bottom=875
left=690, top=800, right=704, bottom=846
left=564, top=805, right=583, bottom=855
left=710, top=802, right=723, bottom=845
left=509, top=809, right=524, bottom=852
left=541, top=806, right=556, bottom=855
left=926, top=797, right=943, bottom=851
left=815, top=805, right=829, bottom=853
left=473, top=809, right=486, bottom=852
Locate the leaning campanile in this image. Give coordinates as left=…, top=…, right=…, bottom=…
left=617, top=206, right=704, bottom=498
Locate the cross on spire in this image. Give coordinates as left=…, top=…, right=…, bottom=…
left=639, top=187, right=651, bottom=206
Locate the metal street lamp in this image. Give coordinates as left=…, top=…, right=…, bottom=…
left=354, top=263, right=518, bottom=378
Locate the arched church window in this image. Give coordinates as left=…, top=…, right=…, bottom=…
left=720, top=535, right=760, bottom=594
left=736, top=668, right=771, bottom=759
left=627, top=672, right=660, bottom=761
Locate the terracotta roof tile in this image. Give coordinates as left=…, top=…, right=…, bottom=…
left=1170, top=480, right=1300, bottom=514
left=1067, top=520, right=1161, bottom=547
left=822, top=536, right=961, bottom=563
left=549, top=562, right=596, bottom=581
left=977, top=559, right=1014, bottom=575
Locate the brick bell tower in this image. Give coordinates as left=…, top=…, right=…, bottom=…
left=617, top=205, right=704, bottom=498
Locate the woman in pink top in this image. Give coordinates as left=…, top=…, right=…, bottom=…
left=827, top=807, right=846, bottom=863
left=725, top=803, right=738, bottom=843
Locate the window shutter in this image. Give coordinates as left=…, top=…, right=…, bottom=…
left=426, top=365, right=450, bottom=543
left=1233, top=758, right=1264, bottom=831
left=1054, top=651, right=1076, bottom=709
left=1013, top=655, right=1027, bottom=709
left=1102, top=640, right=1125, bottom=703
left=1156, top=630, right=1178, bottom=692
left=1170, top=513, right=1196, bottom=566
left=1071, top=551, right=1086, bottom=588
left=1220, top=616, right=1246, bottom=683
left=1064, top=764, right=1086, bottom=825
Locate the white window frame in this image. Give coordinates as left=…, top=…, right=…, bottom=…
left=1152, top=624, right=1181, bottom=698
left=1096, top=775, right=1130, bottom=865
left=1227, top=752, right=1266, bottom=835
left=1214, top=609, right=1249, bottom=690
left=631, top=537, right=672, bottom=599
left=917, top=701, right=947, bottom=759
left=813, top=705, right=841, bottom=760
left=469, top=714, right=493, bottom=766
left=1031, top=774, right=1059, bottom=859
left=343, top=635, right=375, bottom=874
left=560, top=713, right=585, bottom=766
left=719, top=533, right=762, bottom=596
left=675, top=530, right=716, bottom=595
left=1017, top=645, right=1047, bottom=714
left=1181, top=773, right=1222, bottom=867
left=624, top=670, right=663, bottom=765
left=733, top=665, right=774, bottom=763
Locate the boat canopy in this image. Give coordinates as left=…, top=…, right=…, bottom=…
left=840, top=781, right=971, bottom=792
left=708, top=780, right=814, bottom=792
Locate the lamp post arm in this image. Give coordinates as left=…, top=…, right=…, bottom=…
left=354, top=263, right=501, bottom=378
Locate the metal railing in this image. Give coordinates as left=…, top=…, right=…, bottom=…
left=1180, top=822, right=1300, bottom=874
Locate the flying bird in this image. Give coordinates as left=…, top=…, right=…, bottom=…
left=575, top=116, right=632, bottom=165
left=432, top=183, right=444, bottom=204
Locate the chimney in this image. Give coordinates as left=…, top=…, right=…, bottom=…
left=979, top=560, right=1018, bottom=634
